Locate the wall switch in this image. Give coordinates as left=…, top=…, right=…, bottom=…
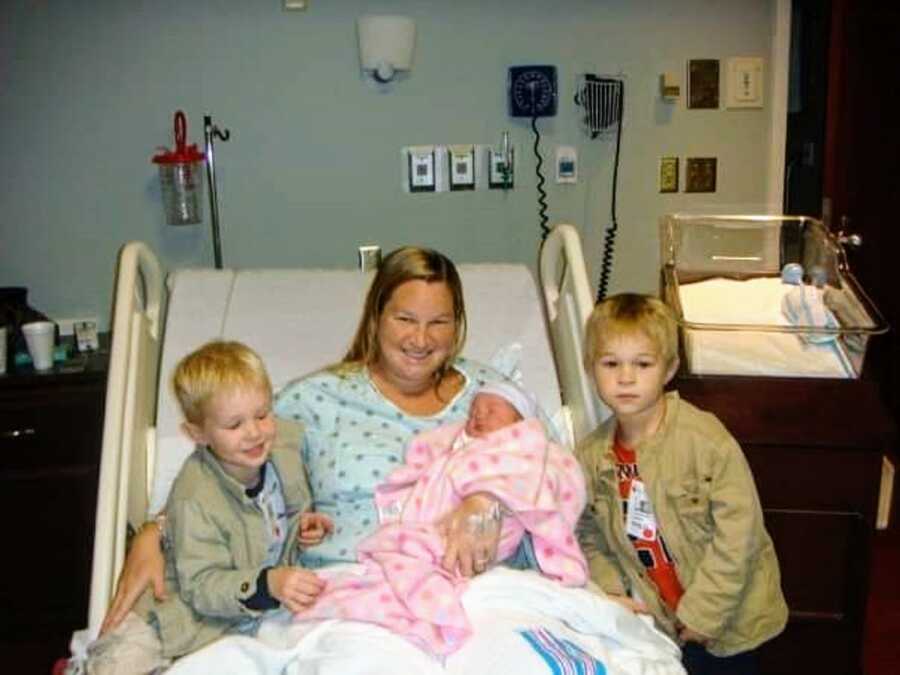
left=659, top=156, right=679, bottom=192
left=555, top=145, right=577, bottom=184
left=358, top=245, right=381, bottom=272
left=685, top=157, right=717, bottom=192
left=725, top=57, right=764, bottom=109
left=448, top=144, right=475, bottom=191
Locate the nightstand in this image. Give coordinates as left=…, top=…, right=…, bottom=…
left=0, top=344, right=108, bottom=672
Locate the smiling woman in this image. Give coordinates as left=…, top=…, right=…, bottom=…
left=274, top=246, right=512, bottom=570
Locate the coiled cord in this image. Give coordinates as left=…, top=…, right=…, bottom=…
left=531, top=116, right=550, bottom=240
left=596, top=80, right=625, bottom=302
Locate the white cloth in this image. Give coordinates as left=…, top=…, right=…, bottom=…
left=163, top=568, right=684, bottom=675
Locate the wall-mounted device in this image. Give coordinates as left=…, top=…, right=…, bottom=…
left=555, top=145, right=577, bottom=184
left=489, top=131, right=514, bottom=189
left=448, top=144, right=475, bottom=191
left=725, top=57, right=764, bottom=109
left=407, top=146, right=436, bottom=192
left=508, top=65, right=558, bottom=118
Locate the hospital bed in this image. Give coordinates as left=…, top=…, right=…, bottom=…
left=73, top=237, right=679, bottom=674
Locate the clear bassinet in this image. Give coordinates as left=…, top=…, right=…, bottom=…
left=659, top=214, right=888, bottom=378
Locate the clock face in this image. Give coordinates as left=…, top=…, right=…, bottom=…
left=508, top=66, right=557, bottom=118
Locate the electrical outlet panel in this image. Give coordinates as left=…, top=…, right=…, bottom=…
left=406, top=146, right=436, bottom=192
left=448, top=145, right=475, bottom=191
left=659, top=156, right=679, bottom=192
left=555, top=146, right=577, bottom=184
left=358, top=245, right=381, bottom=272
left=685, top=157, right=717, bottom=192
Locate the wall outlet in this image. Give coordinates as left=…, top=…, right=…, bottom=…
left=659, top=156, right=679, bottom=193
left=55, top=315, right=100, bottom=336
left=358, top=245, right=381, bottom=272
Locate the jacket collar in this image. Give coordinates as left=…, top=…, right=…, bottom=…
left=197, top=446, right=269, bottom=504
left=597, top=390, right=682, bottom=462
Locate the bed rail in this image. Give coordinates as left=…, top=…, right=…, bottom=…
left=87, top=241, right=165, bottom=636
left=539, top=224, right=610, bottom=442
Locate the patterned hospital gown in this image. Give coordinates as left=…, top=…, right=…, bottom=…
left=293, top=417, right=587, bottom=656
left=273, top=358, right=516, bottom=567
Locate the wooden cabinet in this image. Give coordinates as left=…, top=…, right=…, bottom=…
left=0, top=349, right=108, bottom=672
left=676, top=375, right=893, bottom=675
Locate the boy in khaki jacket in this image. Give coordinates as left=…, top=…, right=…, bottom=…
left=576, top=294, right=786, bottom=675
left=83, top=341, right=332, bottom=674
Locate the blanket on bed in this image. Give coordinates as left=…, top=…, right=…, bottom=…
left=293, top=418, right=587, bottom=656
left=164, top=567, right=685, bottom=675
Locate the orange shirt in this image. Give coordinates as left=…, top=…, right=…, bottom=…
left=613, top=437, right=684, bottom=612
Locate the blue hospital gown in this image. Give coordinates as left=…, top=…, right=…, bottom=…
left=274, top=358, right=510, bottom=567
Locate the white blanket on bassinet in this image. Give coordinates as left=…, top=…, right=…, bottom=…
left=678, top=277, right=854, bottom=378
left=164, top=568, right=683, bottom=675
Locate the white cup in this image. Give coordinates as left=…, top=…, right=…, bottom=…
left=22, top=321, right=56, bottom=371
left=0, top=326, right=7, bottom=375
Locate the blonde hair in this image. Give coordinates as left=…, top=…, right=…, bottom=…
left=583, top=293, right=679, bottom=370
left=341, top=246, right=467, bottom=381
left=173, top=340, right=272, bottom=424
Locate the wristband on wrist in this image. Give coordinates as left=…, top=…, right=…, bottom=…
left=148, top=513, right=169, bottom=551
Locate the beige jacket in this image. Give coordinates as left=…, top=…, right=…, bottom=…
left=576, top=392, right=787, bottom=656
left=137, top=419, right=311, bottom=658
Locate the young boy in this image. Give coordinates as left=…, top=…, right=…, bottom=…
left=83, top=341, right=332, bottom=674
left=293, top=381, right=587, bottom=657
left=576, top=294, right=787, bottom=675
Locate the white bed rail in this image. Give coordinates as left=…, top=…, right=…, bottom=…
left=87, top=241, right=164, bottom=636
left=539, top=224, right=610, bottom=442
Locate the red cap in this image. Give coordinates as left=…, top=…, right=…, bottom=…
left=152, top=110, right=205, bottom=164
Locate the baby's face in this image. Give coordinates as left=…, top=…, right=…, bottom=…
left=465, top=393, right=522, bottom=437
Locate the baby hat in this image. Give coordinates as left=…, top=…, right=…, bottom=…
left=476, top=381, right=538, bottom=419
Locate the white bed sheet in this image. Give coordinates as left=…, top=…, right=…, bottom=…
left=149, top=264, right=561, bottom=515
left=164, top=568, right=683, bottom=675
left=678, top=277, right=853, bottom=378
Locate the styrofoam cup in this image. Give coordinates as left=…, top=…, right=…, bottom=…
left=22, top=321, right=55, bottom=371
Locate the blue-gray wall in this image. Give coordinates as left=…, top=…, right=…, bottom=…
left=1, top=0, right=779, bottom=329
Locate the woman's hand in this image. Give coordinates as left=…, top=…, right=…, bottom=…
left=298, top=512, right=334, bottom=547
left=99, top=523, right=167, bottom=635
left=268, top=566, right=326, bottom=613
left=439, top=493, right=501, bottom=577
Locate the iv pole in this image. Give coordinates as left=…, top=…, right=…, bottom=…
left=203, top=115, right=230, bottom=269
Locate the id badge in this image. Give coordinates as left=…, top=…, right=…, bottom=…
left=625, top=480, right=658, bottom=541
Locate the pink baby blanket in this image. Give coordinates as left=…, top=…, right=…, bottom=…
left=294, top=418, right=587, bottom=657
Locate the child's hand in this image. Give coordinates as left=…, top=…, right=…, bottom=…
left=607, top=593, right=649, bottom=614
left=678, top=623, right=711, bottom=646
left=298, top=512, right=334, bottom=547
left=267, top=566, right=325, bottom=613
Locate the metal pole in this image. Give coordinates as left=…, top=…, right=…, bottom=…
left=203, top=114, right=230, bottom=270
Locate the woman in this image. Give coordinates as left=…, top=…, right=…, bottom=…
left=101, top=246, right=525, bottom=635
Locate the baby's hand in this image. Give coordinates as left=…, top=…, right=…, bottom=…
left=267, top=566, right=325, bottom=613
left=298, top=512, right=334, bottom=547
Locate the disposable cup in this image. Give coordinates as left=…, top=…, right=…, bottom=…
left=22, top=321, right=55, bottom=371
left=0, top=326, right=7, bottom=375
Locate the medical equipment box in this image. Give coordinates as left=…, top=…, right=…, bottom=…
left=659, top=214, right=888, bottom=378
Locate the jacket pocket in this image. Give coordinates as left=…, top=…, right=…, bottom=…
left=666, top=482, right=712, bottom=544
